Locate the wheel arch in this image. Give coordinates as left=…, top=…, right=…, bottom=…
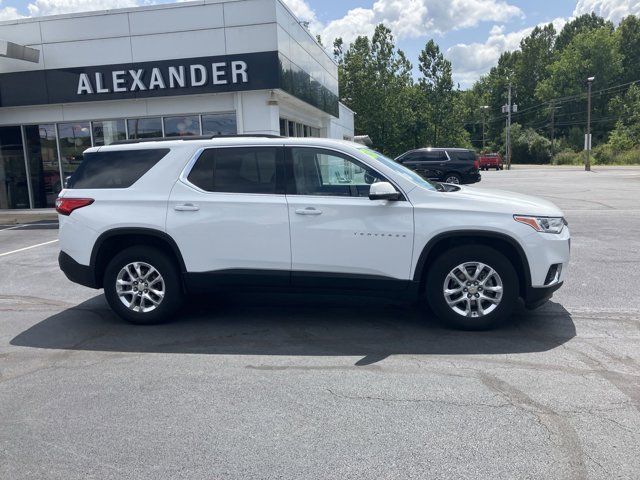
left=90, top=228, right=186, bottom=289
left=414, top=230, right=531, bottom=298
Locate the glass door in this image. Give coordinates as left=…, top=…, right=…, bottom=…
left=24, top=124, right=61, bottom=208
left=0, top=126, right=30, bottom=209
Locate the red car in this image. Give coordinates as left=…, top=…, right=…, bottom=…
left=478, top=153, right=503, bottom=170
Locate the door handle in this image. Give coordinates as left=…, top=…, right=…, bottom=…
left=174, top=203, right=200, bottom=212
left=295, top=207, right=322, bottom=215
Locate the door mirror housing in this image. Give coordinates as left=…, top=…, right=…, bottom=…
left=369, top=181, right=400, bottom=201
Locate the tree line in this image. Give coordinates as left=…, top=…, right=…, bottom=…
left=329, top=13, right=640, bottom=164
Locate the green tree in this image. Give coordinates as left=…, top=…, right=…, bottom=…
left=617, top=15, right=640, bottom=84
left=513, top=24, right=556, bottom=125
left=337, top=25, right=415, bottom=155
left=608, top=84, right=640, bottom=147
left=417, top=39, right=469, bottom=147
left=554, top=13, right=614, bottom=52
left=536, top=27, right=622, bottom=143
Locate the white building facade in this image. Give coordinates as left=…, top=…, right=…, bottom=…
left=0, top=0, right=354, bottom=209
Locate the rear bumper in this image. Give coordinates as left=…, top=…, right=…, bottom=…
left=58, top=251, right=99, bottom=289
left=462, top=172, right=481, bottom=184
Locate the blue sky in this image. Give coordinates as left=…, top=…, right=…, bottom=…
left=1, top=0, right=638, bottom=88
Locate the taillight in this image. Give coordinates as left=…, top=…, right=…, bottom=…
left=55, top=197, right=94, bottom=216
left=473, top=159, right=479, bottom=170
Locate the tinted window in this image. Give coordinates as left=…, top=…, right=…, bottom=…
left=419, top=150, right=448, bottom=161
left=448, top=150, right=476, bottom=162
left=202, top=114, right=237, bottom=135
left=187, top=147, right=279, bottom=194
left=164, top=116, right=200, bottom=137
left=127, top=118, right=162, bottom=139
left=398, top=152, right=421, bottom=162
left=291, top=147, right=384, bottom=197
left=67, top=149, right=169, bottom=189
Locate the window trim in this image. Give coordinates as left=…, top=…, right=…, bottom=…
left=283, top=145, right=406, bottom=200
left=179, top=145, right=286, bottom=196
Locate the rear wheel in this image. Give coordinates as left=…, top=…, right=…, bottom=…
left=103, top=246, right=183, bottom=324
left=444, top=173, right=461, bottom=184
left=425, top=245, right=519, bottom=330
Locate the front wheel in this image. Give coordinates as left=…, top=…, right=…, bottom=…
left=425, top=245, right=519, bottom=330
left=103, top=246, right=184, bottom=324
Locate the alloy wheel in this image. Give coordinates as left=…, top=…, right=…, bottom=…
left=115, top=261, right=165, bottom=313
left=443, top=261, right=503, bottom=318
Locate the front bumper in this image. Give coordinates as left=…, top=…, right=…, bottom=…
left=524, top=282, right=563, bottom=309
left=59, top=251, right=99, bottom=289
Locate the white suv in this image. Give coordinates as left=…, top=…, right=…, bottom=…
left=57, top=136, right=570, bottom=329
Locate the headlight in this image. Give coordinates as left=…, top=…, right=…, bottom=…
left=514, top=215, right=566, bottom=234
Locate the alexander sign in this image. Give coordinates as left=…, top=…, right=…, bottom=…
left=76, top=61, right=249, bottom=95
left=0, top=51, right=279, bottom=108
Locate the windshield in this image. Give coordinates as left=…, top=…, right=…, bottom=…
left=358, top=147, right=437, bottom=191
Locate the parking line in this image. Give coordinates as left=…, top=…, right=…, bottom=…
left=0, top=222, right=59, bottom=231
left=0, top=239, right=59, bottom=257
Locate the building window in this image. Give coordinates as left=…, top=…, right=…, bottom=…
left=164, top=115, right=200, bottom=137
left=58, top=122, right=91, bottom=184
left=92, top=120, right=126, bottom=146
left=201, top=113, right=237, bottom=135
left=0, top=126, right=30, bottom=209
left=127, top=118, right=162, bottom=139
left=280, top=118, right=322, bottom=138
left=24, top=124, right=61, bottom=208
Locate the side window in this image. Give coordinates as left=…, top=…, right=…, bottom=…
left=68, top=148, right=170, bottom=189
left=399, top=152, right=420, bottom=162
left=448, top=150, right=476, bottom=162
left=421, top=151, right=448, bottom=162
left=187, top=147, right=280, bottom=194
left=290, top=147, right=384, bottom=197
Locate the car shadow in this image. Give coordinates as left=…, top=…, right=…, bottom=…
left=11, top=293, right=576, bottom=365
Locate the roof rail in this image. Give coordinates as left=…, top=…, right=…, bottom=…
left=111, top=134, right=284, bottom=145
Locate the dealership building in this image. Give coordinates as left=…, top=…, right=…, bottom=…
left=0, top=0, right=354, bottom=210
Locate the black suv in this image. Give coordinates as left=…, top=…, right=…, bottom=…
left=395, top=148, right=481, bottom=184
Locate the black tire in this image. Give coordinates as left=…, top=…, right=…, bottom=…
left=443, top=173, right=461, bottom=184
left=103, top=246, right=184, bottom=325
left=425, top=245, right=519, bottom=330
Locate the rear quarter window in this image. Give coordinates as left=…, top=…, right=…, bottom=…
left=67, top=148, right=170, bottom=189
left=448, top=150, right=477, bottom=162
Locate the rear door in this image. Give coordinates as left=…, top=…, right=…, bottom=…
left=166, top=146, right=291, bottom=283
left=285, top=146, right=414, bottom=289
left=401, top=150, right=448, bottom=179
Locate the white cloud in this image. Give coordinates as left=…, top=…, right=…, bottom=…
left=26, top=0, right=139, bottom=16
left=290, top=0, right=523, bottom=44
left=446, top=18, right=567, bottom=88
left=0, top=0, right=24, bottom=20
left=574, top=0, right=640, bottom=23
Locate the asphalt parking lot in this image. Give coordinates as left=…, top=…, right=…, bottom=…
left=1, top=166, right=639, bottom=479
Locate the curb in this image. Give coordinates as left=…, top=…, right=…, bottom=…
left=0, top=209, right=57, bottom=225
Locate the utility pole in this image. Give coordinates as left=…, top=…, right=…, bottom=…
left=501, top=84, right=516, bottom=170
left=480, top=105, right=489, bottom=151
left=549, top=102, right=561, bottom=156
left=585, top=76, right=595, bottom=171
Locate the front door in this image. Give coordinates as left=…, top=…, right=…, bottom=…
left=166, top=146, right=291, bottom=285
left=285, top=147, right=414, bottom=290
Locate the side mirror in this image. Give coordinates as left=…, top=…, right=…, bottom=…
left=369, top=181, right=400, bottom=201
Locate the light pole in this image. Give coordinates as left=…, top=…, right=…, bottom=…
left=585, top=76, right=595, bottom=171
left=480, top=105, right=489, bottom=151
